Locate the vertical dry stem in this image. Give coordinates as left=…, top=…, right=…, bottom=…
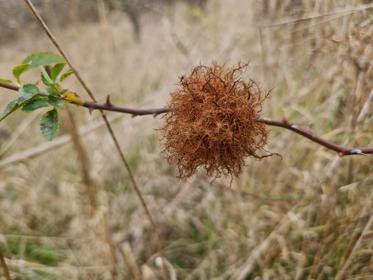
left=64, top=108, right=98, bottom=213
left=63, top=107, right=117, bottom=279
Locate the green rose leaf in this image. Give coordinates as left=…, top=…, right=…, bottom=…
left=0, top=84, right=43, bottom=120
left=22, top=97, right=51, bottom=112
left=40, top=109, right=59, bottom=140
left=48, top=97, right=64, bottom=107
left=22, top=52, right=65, bottom=68
left=0, top=78, right=15, bottom=85
left=12, top=52, right=65, bottom=82
left=18, top=84, right=40, bottom=102
left=12, top=64, right=30, bottom=83
left=51, top=63, right=65, bottom=81
left=20, top=84, right=39, bottom=95
left=0, top=100, right=20, bottom=121
left=46, top=87, right=59, bottom=97
left=41, top=67, right=54, bottom=86
left=60, top=69, right=74, bottom=82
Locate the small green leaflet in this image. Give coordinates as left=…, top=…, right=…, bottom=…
left=40, top=109, right=59, bottom=140
left=46, top=87, right=59, bottom=96
left=18, top=84, right=40, bottom=102
left=21, top=95, right=64, bottom=112
left=0, top=78, right=14, bottom=85
left=0, top=84, right=40, bottom=121
left=22, top=52, right=65, bottom=68
left=12, top=64, right=30, bottom=83
left=12, top=52, right=65, bottom=82
left=41, top=67, right=54, bottom=86
left=22, top=97, right=50, bottom=112
left=19, top=84, right=39, bottom=95
left=60, top=69, right=74, bottom=82
left=0, top=100, right=19, bottom=121
left=51, top=63, right=65, bottom=81
left=48, top=97, right=64, bottom=107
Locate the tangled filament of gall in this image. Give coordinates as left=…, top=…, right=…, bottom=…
left=161, top=64, right=269, bottom=178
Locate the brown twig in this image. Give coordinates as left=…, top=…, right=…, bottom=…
left=0, top=82, right=19, bottom=92
left=257, top=118, right=373, bottom=156
left=83, top=101, right=169, bottom=116
left=1, top=81, right=372, bottom=156
left=0, top=250, right=11, bottom=280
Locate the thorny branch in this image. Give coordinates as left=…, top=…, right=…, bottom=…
left=0, top=81, right=372, bottom=156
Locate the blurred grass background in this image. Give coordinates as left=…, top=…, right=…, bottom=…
left=0, top=0, right=372, bottom=279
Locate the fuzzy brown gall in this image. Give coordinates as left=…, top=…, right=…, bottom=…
left=161, top=64, right=270, bottom=178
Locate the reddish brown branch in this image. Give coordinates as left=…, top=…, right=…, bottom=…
left=257, top=118, right=373, bottom=156
left=82, top=101, right=169, bottom=116
left=0, top=81, right=372, bottom=156
left=0, top=82, right=19, bottom=92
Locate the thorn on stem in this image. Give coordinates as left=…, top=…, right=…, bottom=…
left=106, top=95, right=113, bottom=106
left=350, top=149, right=365, bottom=156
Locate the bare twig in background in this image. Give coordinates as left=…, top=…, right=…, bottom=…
left=120, top=243, right=142, bottom=280
left=0, top=115, right=122, bottom=168
left=335, top=215, right=373, bottom=280
left=22, top=1, right=166, bottom=277
left=143, top=3, right=190, bottom=57
left=0, top=250, right=11, bottom=280
left=95, top=0, right=125, bottom=95
left=5, top=258, right=114, bottom=275
left=357, top=88, right=373, bottom=123
left=0, top=111, right=39, bottom=156
left=261, top=2, right=373, bottom=28
left=335, top=179, right=373, bottom=280
left=233, top=205, right=295, bottom=280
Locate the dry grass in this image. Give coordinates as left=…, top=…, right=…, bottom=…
left=0, top=0, right=372, bottom=279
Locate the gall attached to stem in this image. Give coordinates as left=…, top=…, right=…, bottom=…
left=161, top=64, right=269, bottom=178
